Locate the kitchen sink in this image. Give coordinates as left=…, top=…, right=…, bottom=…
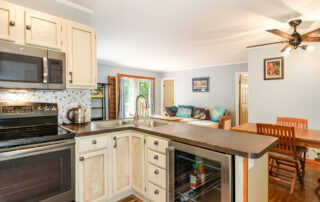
left=134, top=120, right=169, bottom=127
left=96, top=119, right=134, bottom=127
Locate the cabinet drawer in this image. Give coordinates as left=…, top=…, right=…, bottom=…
left=148, top=164, right=166, bottom=189
left=78, top=136, right=108, bottom=153
left=148, top=149, right=166, bottom=169
left=148, top=183, right=166, bottom=202
left=147, top=136, right=168, bottom=154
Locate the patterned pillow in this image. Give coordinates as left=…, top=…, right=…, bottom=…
left=192, top=107, right=205, bottom=117
left=211, top=106, right=226, bottom=122
left=199, top=110, right=211, bottom=120
left=165, top=106, right=178, bottom=117
left=176, top=105, right=193, bottom=118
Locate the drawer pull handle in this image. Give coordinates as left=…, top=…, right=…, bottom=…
left=154, top=155, right=159, bottom=160
left=26, top=25, right=32, bottom=30
left=92, top=140, right=97, bottom=144
left=154, top=189, right=159, bottom=195
left=9, top=21, right=15, bottom=26
left=154, top=170, right=159, bottom=175
left=154, top=140, right=159, bottom=146
left=79, top=157, right=84, bottom=161
left=113, top=137, right=117, bottom=148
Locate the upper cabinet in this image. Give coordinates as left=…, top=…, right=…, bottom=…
left=25, top=10, right=62, bottom=50
left=67, top=22, right=97, bottom=89
left=0, top=2, right=15, bottom=42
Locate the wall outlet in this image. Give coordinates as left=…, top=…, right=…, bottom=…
left=248, top=158, right=254, bottom=170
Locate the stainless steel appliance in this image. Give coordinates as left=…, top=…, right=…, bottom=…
left=0, top=102, right=75, bottom=202
left=0, top=41, right=66, bottom=90
left=167, top=141, right=234, bottom=202
left=67, top=105, right=87, bottom=124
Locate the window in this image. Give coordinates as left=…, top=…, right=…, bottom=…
left=118, top=74, right=155, bottom=118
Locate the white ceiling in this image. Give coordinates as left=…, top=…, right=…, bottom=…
left=64, top=0, right=320, bottom=72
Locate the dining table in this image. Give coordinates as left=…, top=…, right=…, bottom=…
left=231, top=123, right=320, bottom=149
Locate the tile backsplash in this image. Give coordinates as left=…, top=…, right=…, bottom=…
left=0, top=89, right=91, bottom=124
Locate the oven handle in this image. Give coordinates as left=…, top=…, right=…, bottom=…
left=166, top=146, right=175, bottom=202
left=0, top=140, right=75, bottom=159
left=43, top=57, right=48, bottom=84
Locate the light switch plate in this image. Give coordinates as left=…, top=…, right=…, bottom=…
left=248, top=158, right=254, bottom=170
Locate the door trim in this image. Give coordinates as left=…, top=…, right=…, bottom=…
left=161, top=78, right=175, bottom=113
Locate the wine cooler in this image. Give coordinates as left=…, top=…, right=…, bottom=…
left=167, top=141, right=234, bottom=202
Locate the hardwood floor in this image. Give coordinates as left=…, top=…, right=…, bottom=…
left=117, top=195, right=143, bottom=202
left=269, top=161, right=320, bottom=202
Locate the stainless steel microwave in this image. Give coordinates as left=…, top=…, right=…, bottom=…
left=0, top=41, right=66, bottom=90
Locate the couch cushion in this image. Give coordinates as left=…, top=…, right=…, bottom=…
left=188, top=120, right=219, bottom=128
left=176, top=105, right=193, bottom=118
left=180, top=118, right=198, bottom=123
left=211, top=106, right=226, bottom=122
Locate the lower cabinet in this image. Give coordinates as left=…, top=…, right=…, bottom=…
left=77, top=149, right=108, bottom=202
left=76, top=131, right=168, bottom=202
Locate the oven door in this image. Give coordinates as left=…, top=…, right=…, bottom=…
left=167, top=141, right=234, bottom=202
left=0, top=140, right=75, bottom=202
left=0, top=41, right=48, bottom=89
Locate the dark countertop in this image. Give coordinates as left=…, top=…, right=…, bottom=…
left=62, top=119, right=278, bottom=159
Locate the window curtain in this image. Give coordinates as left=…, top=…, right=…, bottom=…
left=119, top=77, right=126, bottom=118
left=149, top=80, right=154, bottom=115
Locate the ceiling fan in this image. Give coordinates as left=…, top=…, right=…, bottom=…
left=247, top=19, right=320, bottom=55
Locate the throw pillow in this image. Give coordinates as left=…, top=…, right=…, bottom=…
left=199, top=109, right=211, bottom=120
left=176, top=105, right=193, bottom=118
left=165, top=106, right=178, bottom=117
left=192, top=107, right=205, bottom=117
left=211, top=106, right=226, bottom=122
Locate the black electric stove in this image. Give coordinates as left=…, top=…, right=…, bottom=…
left=0, top=102, right=75, bottom=149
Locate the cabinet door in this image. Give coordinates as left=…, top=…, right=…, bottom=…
left=67, top=22, right=97, bottom=88
left=78, top=149, right=108, bottom=202
left=25, top=10, right=62, bottom=49
left=0, top=2, right=15, bottom=41
left=112, top=133, right=131, bottom=195
left=131, top=132, right=145, bottom=196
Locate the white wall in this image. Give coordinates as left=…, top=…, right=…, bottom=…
left=162, top=63, right=248, bottom=125
left=6, top=0, right=90, bottom=25
left=248, top=44, right=320, bottom=130
left=98, top=63, right=163, bottom=116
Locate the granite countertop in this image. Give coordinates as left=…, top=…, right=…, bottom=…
left=62, top=119, right=278, bottom=159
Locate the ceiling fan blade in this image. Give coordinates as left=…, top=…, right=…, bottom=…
left=302, top=28, right=320, bottom=38
left=247, top=41, right=287, bottom=48
left=267, top=29, right=295, bottom=40
left=281, top=44, right=291, bottom=52
left=302, top=37, right=320, bottom=42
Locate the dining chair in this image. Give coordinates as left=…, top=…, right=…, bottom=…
left=257, top=123, right=304, bottom=194
left=277, top=117, right=308, bottom=177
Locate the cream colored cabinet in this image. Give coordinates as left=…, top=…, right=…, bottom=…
left=112, top=132, right=131, bottom=195
left=67, top=22, right=97, bottom=89
left=0, top=1, right=15, bottom=42
left=24, top=10, right=62, bottom=49
left=78, top=149, right=108, bottom=202
left=131, top=132, right=146, bottom=196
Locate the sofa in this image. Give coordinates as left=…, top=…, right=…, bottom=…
left=164, top=105, right=232, bottom=130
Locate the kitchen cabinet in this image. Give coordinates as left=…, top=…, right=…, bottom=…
left=0, top=1, right=15, bottom=42
left=78, top=149, right=108, bottom=202
left=25, top=10, right=62, bottom=49
left=112, top=132, right=131, bottom=195
left=67, top=22, right=97, bottom=89
left=131, top=132, right=146, bottom=196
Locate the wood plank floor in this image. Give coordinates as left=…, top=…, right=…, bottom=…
left=269, top=161, right=320, bottom=202
left=117, top=195, right=143, bottom=202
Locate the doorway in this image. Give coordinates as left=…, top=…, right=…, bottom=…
left=162, top=79, right=175, bottom=112
left=236, top=73, right=248, bottom=125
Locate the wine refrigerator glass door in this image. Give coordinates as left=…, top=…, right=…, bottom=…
left=167, top=141, right=233, bottom=202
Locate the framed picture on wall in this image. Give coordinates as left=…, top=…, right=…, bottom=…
left=192, top=77, right=209, bottom=92
left=264, top=57, right=284, bottom=80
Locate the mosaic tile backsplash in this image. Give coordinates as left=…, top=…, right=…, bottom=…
left=0, top=89, right=91, bottom=124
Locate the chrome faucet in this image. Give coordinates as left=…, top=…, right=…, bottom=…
left=134, top=94, right=150, bottom=122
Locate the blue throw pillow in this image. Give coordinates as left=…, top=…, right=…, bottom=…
left=167, top=106, right=178, bottom=112
left=176, top=105, right=193, bottom=118
left=211, top=106, right=226, bottom=122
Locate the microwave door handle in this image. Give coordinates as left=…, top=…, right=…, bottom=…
left=43, top=57, right=48, bottom=84
left=166, top=146, right=175, bottom=202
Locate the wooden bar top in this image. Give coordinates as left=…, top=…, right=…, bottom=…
left=231, top=123, right=320, bottom=149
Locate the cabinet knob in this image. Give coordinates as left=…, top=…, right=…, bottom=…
left=154, top=170, right=159, bottom=175
left=154, top=141, right=159, bottom=146
left=154, top=189, right=159, bottom=195
left=26, top=25, right=32, bottom=30
left=79, top=157, right=84, bottom=161
left=154, top=155, right=159, bottom=160
left=9, top=21, right=15, bottom=26
left=92, top=140, right=97, bottom=144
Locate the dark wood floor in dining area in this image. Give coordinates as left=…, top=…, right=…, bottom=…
left=269, top=161, right=320, bottom=202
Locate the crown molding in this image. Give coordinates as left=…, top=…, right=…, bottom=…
left=54, top=0, right=93, bottom=14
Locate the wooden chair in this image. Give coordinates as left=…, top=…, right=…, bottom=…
left=277, top=117, right=308, bottom=176
left=257, top=123, right=304, bottom=194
